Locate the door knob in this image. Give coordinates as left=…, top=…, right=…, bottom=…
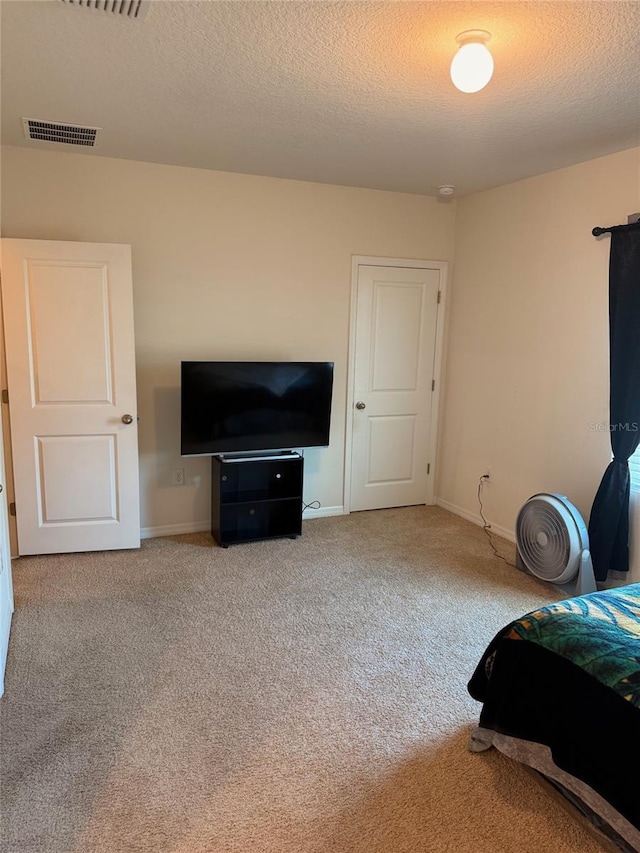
left=355, top=401, right=366, bottom=410
left=121, top=414, right=134, bottom=424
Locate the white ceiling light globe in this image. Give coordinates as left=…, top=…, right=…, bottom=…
left=450, top=36, right=494, bottom=94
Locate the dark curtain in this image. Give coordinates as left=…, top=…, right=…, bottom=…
left=588, top=222, right=640, bottom=581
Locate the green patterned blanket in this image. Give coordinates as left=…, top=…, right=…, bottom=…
left=505, top=584, right=640, bottom=707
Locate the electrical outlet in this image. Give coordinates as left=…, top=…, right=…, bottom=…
left=172, top=468, right=185, bottom=486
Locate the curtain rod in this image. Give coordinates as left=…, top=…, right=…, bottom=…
left=592, top=220, right=640, bottom=237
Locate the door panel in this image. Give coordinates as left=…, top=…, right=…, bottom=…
left=1, top=239, right=140, bottom=554
left=27, top=261, right=114, bottom=404
left=372, top=283, right=423, bottom=390
left=368, top=415, right=416, bottom=483
left=350, top=264, right=441, bottom=512
left=36, top=434, right=117, bottom=524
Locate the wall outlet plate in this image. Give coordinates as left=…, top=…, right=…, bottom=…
left=172, top=468, right=185, bottom=486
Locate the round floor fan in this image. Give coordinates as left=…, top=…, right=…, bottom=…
left=515, top=493, right=596, bottom=596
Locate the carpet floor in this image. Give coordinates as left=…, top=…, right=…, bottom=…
left=1, top=506, right=605, bottom=852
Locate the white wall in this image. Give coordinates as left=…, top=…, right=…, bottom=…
left=437, top=146, right=640, bottom=577
left=1, top=145, right=456, bottom=535
left=4, top=143, right=638, bottom=569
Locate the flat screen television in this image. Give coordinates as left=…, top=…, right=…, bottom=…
left=181, top=361, right=334, bottom=455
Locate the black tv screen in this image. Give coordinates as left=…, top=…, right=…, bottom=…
left=181, top=361, right=334, bottom=455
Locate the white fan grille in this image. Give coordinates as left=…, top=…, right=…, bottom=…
left=516, top=498, right=572, bottom=581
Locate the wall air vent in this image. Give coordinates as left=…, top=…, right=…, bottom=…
left=60, top=0, right=149, bottom=20
left=22, top=119, right=101, bottom=147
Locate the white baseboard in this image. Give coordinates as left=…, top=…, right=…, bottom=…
left=435, top=496, right=516, bottom=543
left=140, top=521, right=211, bottom=540
left=141, top=507, right=346, bottom=540
left=302, top=505, right=346, bottom=520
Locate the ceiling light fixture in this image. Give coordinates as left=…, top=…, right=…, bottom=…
left=450, top=30, right=494, bottom=94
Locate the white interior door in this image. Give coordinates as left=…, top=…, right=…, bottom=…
left=1, top=239, right=140, bottom=555
left=0, top=408, right=14, bottom=695
left=349, top=263, right=442, bottom=512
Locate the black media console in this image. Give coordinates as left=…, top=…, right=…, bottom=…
left=210, top=452, right=303, bottom=547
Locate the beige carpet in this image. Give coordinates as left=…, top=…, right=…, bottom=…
left=1, top=506, right=606, bottom=853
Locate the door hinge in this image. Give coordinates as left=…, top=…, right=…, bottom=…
left=427, top=463, right=431, bottom=475
left=437, top=290, right=441, bottom=304
left=431, top=379, right=435, bottom=391
left=9, top=502, right=16, bottom=517
left=1, top=389, right=8, bottom=404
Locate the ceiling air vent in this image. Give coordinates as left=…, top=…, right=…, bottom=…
left=60, top=0, right=149, bottom=20
left=22, top=119, right=101, bottom=147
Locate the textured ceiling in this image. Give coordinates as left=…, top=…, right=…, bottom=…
left=1, top=0, right=639, bottom=196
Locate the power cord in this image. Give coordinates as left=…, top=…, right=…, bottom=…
left=303, top=500, right=321, bottom=512
left=477, top=475, right=517, bottom=568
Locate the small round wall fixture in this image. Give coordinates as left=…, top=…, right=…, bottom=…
left=450, top=30, right=494, bottom=93
left=438, top=185, right=455, bottom=197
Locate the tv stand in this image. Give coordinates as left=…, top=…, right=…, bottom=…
left=210, top=452, right=303, bottom=547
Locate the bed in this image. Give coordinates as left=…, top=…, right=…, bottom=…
left=468, top=584, right=640, bottom=852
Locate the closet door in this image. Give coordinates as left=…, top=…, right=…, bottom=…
left=349, top=263, right=443, bottom=511
left=1, top=239, right=140, bottom=555
left=0, top=405, right=13, bottom=695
